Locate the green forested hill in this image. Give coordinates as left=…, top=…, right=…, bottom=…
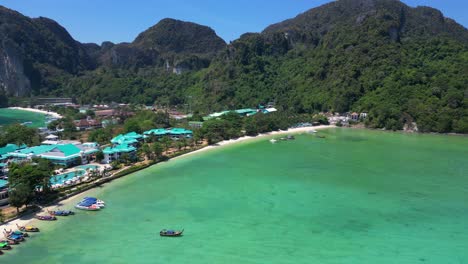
left=1, top=0, right=467, bottom=133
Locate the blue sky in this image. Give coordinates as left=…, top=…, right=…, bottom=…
left=1, top=0, right=467, bottom=44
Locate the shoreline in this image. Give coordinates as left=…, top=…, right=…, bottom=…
left=0, top=125, right=332, bottom=230
left=7, top=107, right=62, bottom=119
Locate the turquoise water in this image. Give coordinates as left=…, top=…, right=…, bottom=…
left=50, top=170, right=85, bottom=185
left=0, top=108, right=46, bottom=128
left=2, top=128, right=468, bottom=263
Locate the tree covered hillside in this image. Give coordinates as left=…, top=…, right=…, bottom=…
left=1, top=0, right=467, bottom=133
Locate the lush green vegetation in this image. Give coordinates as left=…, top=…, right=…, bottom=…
left=1, top=0, right=467, bottom=133
left=8, top=158, right=56, bottom=211
left=0, top=124, right=41, bottom=147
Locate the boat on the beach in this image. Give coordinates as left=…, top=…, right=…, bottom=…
left=160, top=229, right=184, bottom=237
left=16, top=224, right=40, bottom=232
left=35, top=215, right=57, bottom=221
left=8, top=230, right=29, bottom=238
left=47, top=209, right=75, bottom=216
left=0, top=241, right=12, bottom=250
left=4, top=233, right=24, bottom=242
left=1, top=239, right=18, bottom=246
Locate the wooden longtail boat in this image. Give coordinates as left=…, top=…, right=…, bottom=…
left=35, top=215, right=57, bottom=221
left=16, top=224, right=40, bottom=232
left=160, top=229, right=184, bottom=237
left=47, top=209, right=75, bottom=216
left=0, top=241, right=11, bottom=250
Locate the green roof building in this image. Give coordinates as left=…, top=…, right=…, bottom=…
left=103, top=144, right=137, bottom=164
left=7, top=143, right=99, bottom=167
left=111, top=132, right=143, bottom=145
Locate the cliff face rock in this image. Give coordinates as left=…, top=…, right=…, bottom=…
left=0, top=41, right=30, bottom=96
left=0, top=6, right=96, bottom=95
left=0, top=7, right=227, bottom=95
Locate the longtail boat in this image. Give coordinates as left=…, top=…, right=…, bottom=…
left=48, top=209, right=75, bottom=216
left=4, top=233, right=24, bottom=242
left=160, top=229, right=184, bottom=237
left=10, top=230, right=28, bottom=237
left=0, top=241, right=11, bottom=250
left=16, top=224, right=39, bottom=232
left=1, top=239, right=18, bottom=245
left=35, top=215, right=57, bottom=221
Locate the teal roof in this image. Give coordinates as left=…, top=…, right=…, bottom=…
left=111, top=132, right=143, bottom=145
left=235, top=108, right=257, bottom=114
left=103, top=144, right=137, bottom=154
left=55, top=144, right=81, bottom=156
left=0, top=163, right=7, bottom=167
left=143, top=129, right=168, bottom=136
left=9, top=144, right=83, bottom=159
left=168, top=128, right=193, bottom=135
left=0, top=144, right=26, bottom=156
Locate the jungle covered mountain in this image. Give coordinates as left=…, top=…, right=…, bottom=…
left=0, top=0, right=467, bottom=133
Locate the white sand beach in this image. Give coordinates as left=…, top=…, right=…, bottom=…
left=8, top=107, right=62, bottom=119
left=0, top=125, right=332, bottom=231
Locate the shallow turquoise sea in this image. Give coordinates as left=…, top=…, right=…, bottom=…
left=0, top=108, right=46, bottom=128
left=2, top=128, right=468, bottom=263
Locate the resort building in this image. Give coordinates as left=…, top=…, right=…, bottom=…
left=102, top=144, right=137, bottom=164
left=143, top=128, right=193, bottom=140
left=188, top=121, right=203, bottom=129
left=42, top=134, right=59, bottom=145
left=7, top=143, right=100, bottom=167
left=111, top=132, right=144, bottom=146
left=234, top=108, right=258, bottom=116
left=0, top=179, right=9, bottom=206
left=0, top=143, right=26, bottom=162
left=74, top=118, right=102, bottom=131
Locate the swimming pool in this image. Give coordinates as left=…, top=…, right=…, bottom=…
left=76, top=165, right=99, bottom=171
left=50, top=170, right=86, bottom=185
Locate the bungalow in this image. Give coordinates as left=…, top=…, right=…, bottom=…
left=262, top=107, right=278, bottom=114
left=350, top=112, right=359, bottom=121
left=111, top=132, right=144, bottom=146
left=168, top=128, right=193, bottom=140
left=143, top=128, right=193, bottom=140
left=7, top=143, right=99, bottom=167
left=188, top=121, right=203, bottom=129
left=74, top=119, right=102, bottom=131
left=102, top=144, right=137, bottom=164
left=143, top=128, right=169, bottom=139
left=0, top=179, right=9, bottom=206
left=234, top=108, right=258, bottom=117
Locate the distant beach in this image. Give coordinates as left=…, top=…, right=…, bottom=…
left=8, top=107, right=62, bottom=119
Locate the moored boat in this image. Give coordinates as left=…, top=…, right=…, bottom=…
left=1, top=239, right=18, bottom=246
left=0, top=241, right=11, bottom=250
left=35, top=215, right=57, bottom=221
left=16, top=224, right=39, bottom=232
left=47, top=209, right=75, bottom=216
left=82, top=197, right=105, bottom=207
left=10, top=230, right=28, bottom=237
left=4, top=233, right=24, bottom=242
left=75, top=200, right=101, bottom=211
left=160, top=229, right=184, bottom=237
